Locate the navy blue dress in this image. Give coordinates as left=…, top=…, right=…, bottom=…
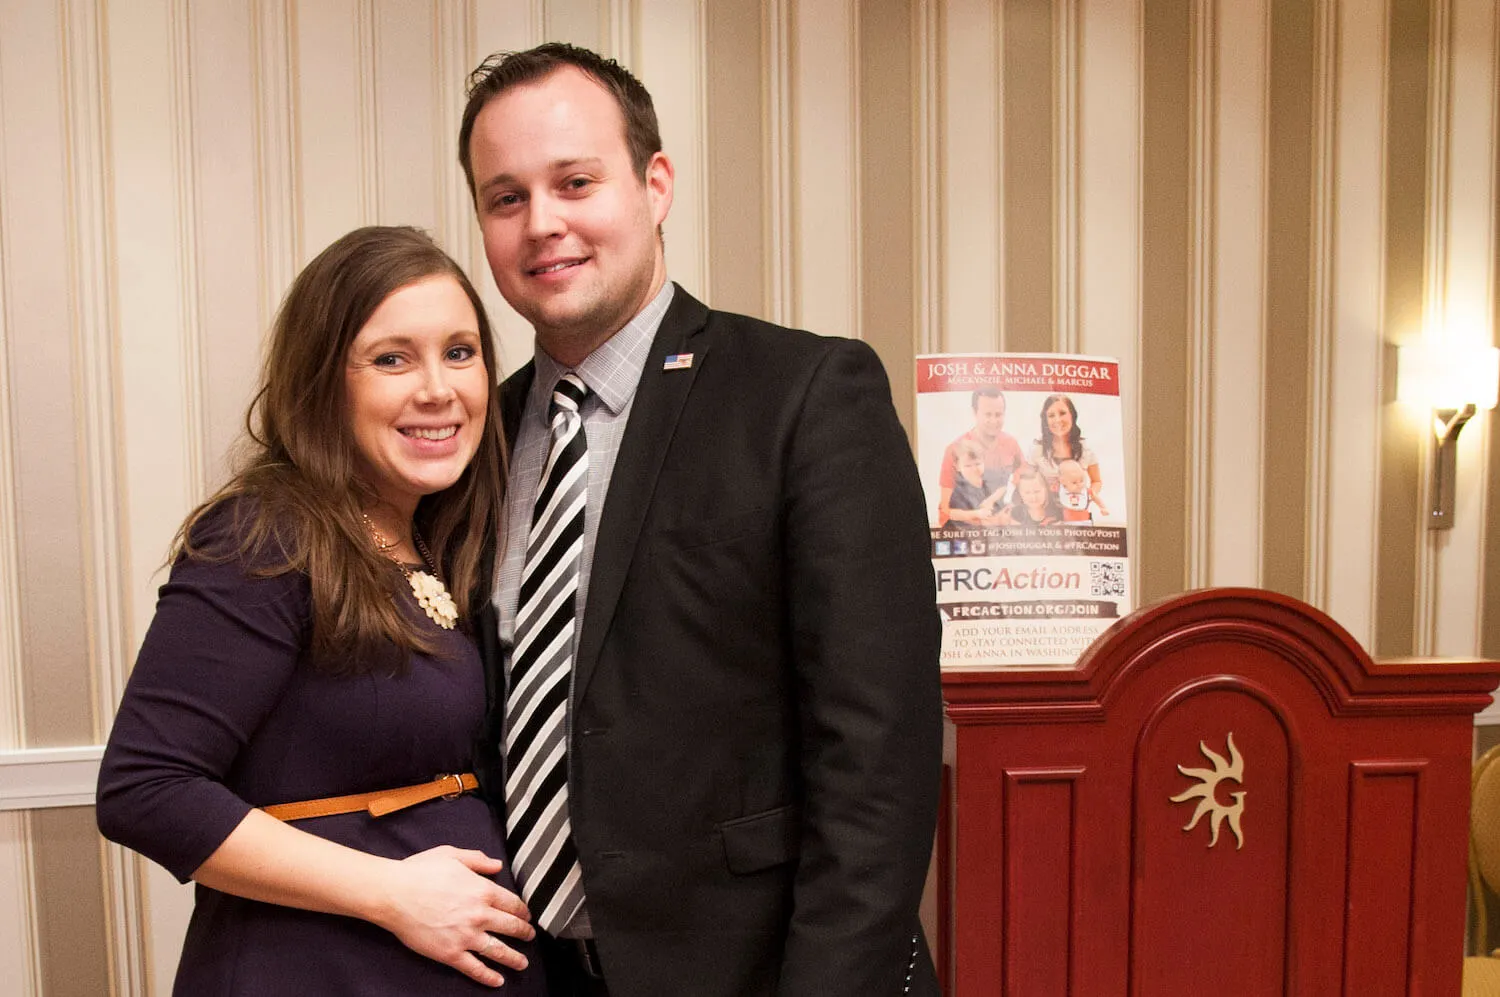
left=97, top=507, right=545, bottom=996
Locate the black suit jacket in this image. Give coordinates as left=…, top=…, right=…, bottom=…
left=476, top=287, right=942, bottom=996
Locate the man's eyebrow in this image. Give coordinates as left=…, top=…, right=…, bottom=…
left=477, top=158, right=608, bottom=195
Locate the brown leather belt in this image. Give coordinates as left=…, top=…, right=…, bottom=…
left=263, top=772, right=478, bottom=821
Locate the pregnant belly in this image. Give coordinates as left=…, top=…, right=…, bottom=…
left=289, top=793, right=516, bottom=889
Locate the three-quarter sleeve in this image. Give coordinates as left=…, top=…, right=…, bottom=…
left=97, top=514, right=309, bottom=882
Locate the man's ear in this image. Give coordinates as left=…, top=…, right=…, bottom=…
left=645, top=151, right=675, bottom=227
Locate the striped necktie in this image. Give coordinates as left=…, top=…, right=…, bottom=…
left=505, top=372, right=588, bottom=933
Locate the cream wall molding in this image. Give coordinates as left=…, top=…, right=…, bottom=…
left=1324, top=0, right=1389, bottom=651
left=62, top=3, right=147, bottom=985
left=0, top=814, right=41, bottom=996
left=106, top=3, right=220, bottom=983
left=994, top=0, right=1008, bottom=349
left=936, top=0, right=1000, bottom=353
left=1206, top=0, right=1268, bottom=588
left=690, top=0, right=709, bottom=300
left=0, top=22, right=36, bottom=996
left=1434, top=0, right=1497, bottom=657
left=1077, top=0, right=1141, bottom=576
left=638, top=0, right=710, bottom=300
left=0, top=44, right=22, bottom=752
left=1185, top=0, right=1217, bottom=588
left=356, top=0, right=380, bottom=222
left=0, top=24, right=40, bottom=993
left=914, top=0, right=941, bottom=355
left=110, top=0, right=200, bottom=649
left=607, top=0, right=637, bottom=66
left=72, top=0, right=131, bottom=742
left=169, top=0, right=208, bottom=502
left=1130, top=0, right=1147, bottom=602
left=1304, top=0, right=1340, bottom=609
left=0, top=747, right=103, bottom=812
left=252, top=0, right=301, bottom=326
left=847, top=0, right=863, bottom=342
left=1414, top=0, right=1454, bottom=655
left=762, top=0, right=794, bottom=328
left=790, top=0, right=860, bottom=339
left=1475, top=0, right=1500, bottom=655
left=435, top=3, right=472, bottom=263
left=1054, top=0, right=1081, bottom=354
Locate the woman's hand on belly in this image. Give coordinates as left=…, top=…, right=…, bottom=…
left=193, top=811, right=534, bottom=989
left=370, top=844, right=535, bottom=986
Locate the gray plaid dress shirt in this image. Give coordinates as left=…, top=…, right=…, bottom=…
left=494, top=280, right=675, bottom=937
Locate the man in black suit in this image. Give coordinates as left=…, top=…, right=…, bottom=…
left=460, top=43, right=942, bottom=996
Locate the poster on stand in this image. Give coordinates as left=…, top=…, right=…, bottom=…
left=916, top=353, right=1133, bottom=668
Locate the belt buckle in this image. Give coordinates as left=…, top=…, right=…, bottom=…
left=438, top=773, right=465, bottom=800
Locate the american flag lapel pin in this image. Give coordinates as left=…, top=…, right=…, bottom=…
left=662, top=353, right=694, bottom=371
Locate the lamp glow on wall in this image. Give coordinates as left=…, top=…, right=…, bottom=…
left=1396, top=341, right=1500, bottom=529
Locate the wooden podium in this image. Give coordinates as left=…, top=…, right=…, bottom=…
left=936, top=588, right=1500, bottom=996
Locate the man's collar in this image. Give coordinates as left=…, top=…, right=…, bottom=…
left=530, top=281, right=676, bottom=415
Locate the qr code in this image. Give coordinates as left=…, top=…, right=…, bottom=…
left=1090, top=561, right=1126, bottom=598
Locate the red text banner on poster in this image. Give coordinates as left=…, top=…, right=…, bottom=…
left=917, top=356, right=1121, bottom=396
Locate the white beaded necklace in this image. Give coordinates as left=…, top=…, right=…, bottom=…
left=361, top=513, right=459, bottom=630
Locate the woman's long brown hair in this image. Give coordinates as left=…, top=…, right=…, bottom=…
left=175, top=225, right=505, bottom=674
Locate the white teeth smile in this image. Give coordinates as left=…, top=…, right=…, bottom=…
left=533, top=260, right=581, bottom=275
left=402, top=426, right=457, bottom=441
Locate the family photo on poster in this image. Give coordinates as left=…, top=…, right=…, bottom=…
left=916, top=354, right=1134, bottom=667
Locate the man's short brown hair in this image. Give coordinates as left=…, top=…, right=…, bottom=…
left=458, top=42, right=662, bottom=200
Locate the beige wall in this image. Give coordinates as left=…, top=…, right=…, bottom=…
left=0, top=0, right=1497, bottom=992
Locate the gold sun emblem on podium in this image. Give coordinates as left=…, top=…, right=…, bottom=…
left=1168, top=732, right=1246, bottom=850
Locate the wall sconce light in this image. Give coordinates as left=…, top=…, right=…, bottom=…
left=1396, top=342, right=1500, bottom=529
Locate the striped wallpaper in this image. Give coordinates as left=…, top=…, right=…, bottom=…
left=0, top=0, right=1496, bottom=992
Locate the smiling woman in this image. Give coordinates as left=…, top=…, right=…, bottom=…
left=94, top=227, right=547, bottom=995
left=344, top=275, right=490, bottom=526
left=1028, top=393, right=1104, bottom=506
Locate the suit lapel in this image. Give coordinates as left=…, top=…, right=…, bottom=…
left=481, top=362, right=535, bottom=711
left=499, top=362, right=535, bottom=454
left=572, top=285, right=710, bottom=707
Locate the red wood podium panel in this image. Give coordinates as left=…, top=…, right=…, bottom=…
left=938, top=588, right=1500, bottom=996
